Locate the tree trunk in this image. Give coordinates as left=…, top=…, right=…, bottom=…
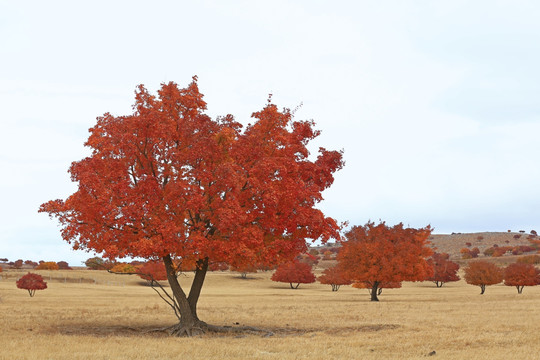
left=187, top=257, right=208, bottom=321
left=517, top=286, right=524, bottom=294
left=436, top=281, right=444, bottom=288
left=163, top=254, right=207, bottom=336
left=480, top=284, right=486, bottom=294
left=370, top=281, right=380, bottom=301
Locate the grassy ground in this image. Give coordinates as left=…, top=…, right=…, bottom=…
left=1, top=268, right=540, bottom=359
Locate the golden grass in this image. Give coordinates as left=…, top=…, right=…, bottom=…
left=2, top=269, right=540, bottom=359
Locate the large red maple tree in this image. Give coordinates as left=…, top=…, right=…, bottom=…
left=39, top=78, right=343, bottom=336
left=337, top=221, right=433, bottom=301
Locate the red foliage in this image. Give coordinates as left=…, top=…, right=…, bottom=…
left=297, top=253, right=319, bottom=267
left=337, top=221, right=433, bottom=301
left=137, top=261, right=167, bottom=285
left=504, top=263, right=540, bottom=293
left=12, top=259, right=23, bottom=269
left=16, top=273, right=47, bottom=297
left=0, top=266, right=3, bottom=272
left=36, top=262, right=59, bottom=270
left=208, top=261, right=229, bottom=272
left=426, top=253, right=460, bottom=287
left=271, top=260, right=316, bottom=289
left=318, top=266, right=352, bottom=291
left=464, top=261, right=503, bottom=294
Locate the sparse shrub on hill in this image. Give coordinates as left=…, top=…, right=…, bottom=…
left=464, top=261, right=503, bottom=294
left=12, top=259, right=23, bottom=269
left=16, top=273, right=47, bottom=297
left=271, top=260, right=316, bottom=289
left=337, top=221, right=433, bottom=301
left=465, top=242, right=472, bottom=247
left=461, top=247, right=479, bottom=259
left=531, top=230, right=538, bottom=236
left=514, top=234, right=522, bottom=239
left=504, top=263, right=540, bottom=294
left=426, top=253, right=460, bottom=287
left=476, top=236, right=484, bottom=241
left=36, top=262, right=59, bottom=270
left=318, top=266, right=351, bottom=291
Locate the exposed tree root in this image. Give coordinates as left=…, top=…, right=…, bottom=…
left=146, top=321, right=274, bottom=337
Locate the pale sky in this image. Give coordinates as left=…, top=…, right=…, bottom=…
left=1, top=1, right=539, bottom=265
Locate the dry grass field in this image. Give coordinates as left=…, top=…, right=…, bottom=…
left=2, top=267, right=540, bottom=360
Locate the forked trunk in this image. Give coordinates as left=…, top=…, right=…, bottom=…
left=163, top=254, right=209, bottom=336
left=480, top=284, right=486, bottom=294
left=517, top=286, right=524, bottom=294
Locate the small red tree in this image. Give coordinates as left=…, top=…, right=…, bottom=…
left=464, top=260, right=503, bottom=294
left=271, top=260, right=316, bottom=289
left=12, top=259, right=23, bottom=269
left=137, top=261, right=167, bottom=286
left=337, top=221, right=433, bottom=301
left=426, top=253, right=460, bottom=287
left=36, top=262, right=59, bottom=270
left=318, top=266, right=352, bottom=291
left=504, top=263, right=540, bottom=294
left=16, top=273, right=47, bottom=297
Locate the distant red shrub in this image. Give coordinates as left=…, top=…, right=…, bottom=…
left=16, top=273, right=47, bottom=297
left=36, top=262, right=59, bottom=270
left=271, top=260, right=316, bottom=289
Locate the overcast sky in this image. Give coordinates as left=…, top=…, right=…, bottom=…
left=1, top=1, right=540, bottom=265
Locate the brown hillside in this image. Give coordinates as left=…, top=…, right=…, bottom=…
left=429, top=231, right=538, bottom=261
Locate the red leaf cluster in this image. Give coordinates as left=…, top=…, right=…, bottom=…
left=16, top=273, right=47, bottom=297
left=137, top=261, right=167, bottom=284
left=271, top=260, right=316, bottom=289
